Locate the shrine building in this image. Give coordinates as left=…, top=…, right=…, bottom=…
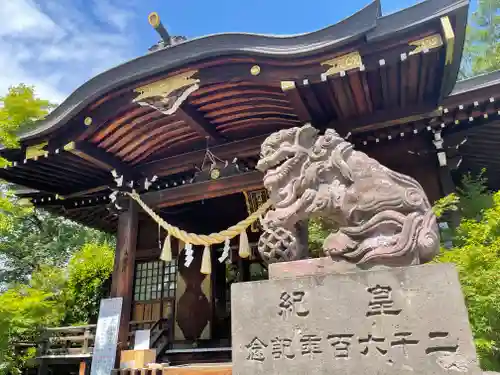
left=2, top=0, right=500, bottom=372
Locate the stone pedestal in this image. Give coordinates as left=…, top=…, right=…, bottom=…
left=231, top=263, right=481, bottom=375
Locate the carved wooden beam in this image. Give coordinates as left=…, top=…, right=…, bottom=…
left=330, top=104, right=441, bottom=134
left=134, top=170, right=264, bottom=208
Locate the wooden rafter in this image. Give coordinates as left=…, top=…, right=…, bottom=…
left=63, top=141, right=134, bottom=177
left=176, top=102, right=225, bottom=142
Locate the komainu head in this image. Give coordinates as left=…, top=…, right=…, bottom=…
left=257, top=124, right=440, bottom=267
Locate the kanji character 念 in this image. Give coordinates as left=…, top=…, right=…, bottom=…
left=246, top=337, right=268, bottom=362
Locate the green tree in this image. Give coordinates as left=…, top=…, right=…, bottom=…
left=0, top=210, right=111, bottom=285
left=436, top=193, right=500, bottom=370
left=0, top=85, right=51, bottom=162
left=0, top=266, right=67, bottom=375
left=0, top=84, right=115, bottom=373
left=460, top=0, right=500, bottom=77
left=64, top=242, right=115, bottom=324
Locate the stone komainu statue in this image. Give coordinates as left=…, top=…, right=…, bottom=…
left=256, top=124, right=439, bottom=267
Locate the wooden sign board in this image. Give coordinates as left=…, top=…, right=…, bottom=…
left=90, top=297, right=123, bottom=375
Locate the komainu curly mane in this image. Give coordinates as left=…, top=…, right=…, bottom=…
left=256, top=124, right=439, bottom=267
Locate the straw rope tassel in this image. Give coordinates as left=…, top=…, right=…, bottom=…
left=239, top=229, right=251, bottom=258
left=160, top=234, right=172, bottom=262
left=126, top=191, right=271, bottom=246
left=200, top=245, right=212, bottom=274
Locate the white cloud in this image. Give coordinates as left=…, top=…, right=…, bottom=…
left=0, top=0, right=140, bottom=104
left=0, top=0, right=62, bottom=38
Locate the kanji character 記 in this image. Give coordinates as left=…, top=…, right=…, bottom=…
left=271, top=337, right=295, bottom=360
left=300, top=334, right=323, bottom=358
left=246, top=337, right=268, bottom=362
left=425, top=332, right=459, bottom=355
left=366, top=285, right=402, bottom=316
left=359, top=334, right=388, bottom=356
left=390, top=331, right=420, bottom=357
left=278, top=290, right=310, bottom=319
left=327, top=333, right=354, bottom=359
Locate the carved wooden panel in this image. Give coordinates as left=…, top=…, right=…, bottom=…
left=176, top=246, right=212, bottom=341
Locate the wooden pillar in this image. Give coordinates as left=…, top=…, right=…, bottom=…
left=111, top=199, right=139, bottom=352
left=37, top=360, right=48, bottom=375
left=438, top=166, right=455, bottom=196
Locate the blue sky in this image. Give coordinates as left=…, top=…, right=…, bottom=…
left=0, top=0, right=468, bottom=103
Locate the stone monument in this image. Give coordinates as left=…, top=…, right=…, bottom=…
left=231, top=124, right=481, bottom=375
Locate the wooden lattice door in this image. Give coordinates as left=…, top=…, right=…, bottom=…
left=131, top=259, right=177, bottom=335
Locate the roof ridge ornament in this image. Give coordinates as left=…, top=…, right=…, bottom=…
left=147, top=12, right=187, bottom=52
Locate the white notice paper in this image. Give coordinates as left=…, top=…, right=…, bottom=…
left=90, top=297, right=123, bottom=375
left=134, top=329, right=151, bottom=350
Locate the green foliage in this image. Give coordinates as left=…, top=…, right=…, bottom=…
left=432, top=192, right=459, bottom=218
left=65, top=242, right=115, bottom=324
left=309, top=218, right=331, bottom=258
left=0, top=84, right=115, bottom=373
left=0, top=85, right=52, bottom=163
left=0, top=240, right=114, bottom=374
left=460, top=0, right=500, bottom=78
left=0, top=207, right=112, bottom=285
left=456, top=170, right=493, bottom=220
left=436, top=192, right=500, bottom=370
left=0, top=266, right=66, bottom=375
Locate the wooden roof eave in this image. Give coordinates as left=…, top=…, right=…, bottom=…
left=6, top=0, right=468, bottom=147
left=366, top=0, right=469, bottom=99
left=10, top=0, right=381, bottom=145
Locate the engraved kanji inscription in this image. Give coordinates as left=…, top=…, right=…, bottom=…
left=366, top=285, right=402, bottom=316
left=246, top=337, right=268, bottom=362
left=425, top=332, right=459, bottom=355
left=390, top=332, right=419, bottom=357
left=327, top=333, right=354, bottom=359
left=278, top=291, right=309, bottom=319
left=300, top=334, right=322, bottom=358
left=271, top=337, right=295, bottom=360
left=359, top=334, right=388, bottom=356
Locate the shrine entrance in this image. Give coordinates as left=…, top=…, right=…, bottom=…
left=132, top=189, right=269, bottom=363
